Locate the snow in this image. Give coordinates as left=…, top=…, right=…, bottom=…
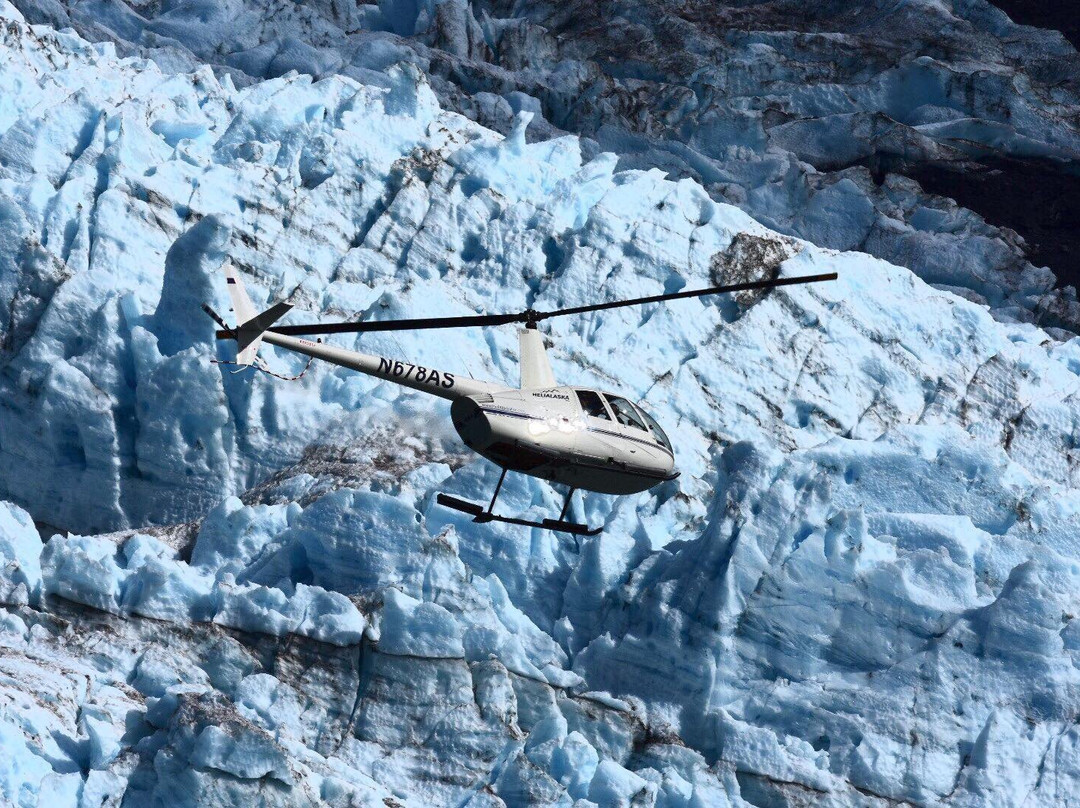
left=34, top=525, right=371, bottom=645
left=0, top=2, right=1079, bottom=806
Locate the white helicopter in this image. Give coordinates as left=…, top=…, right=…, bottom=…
left=205, top=265, right=835, bottom=535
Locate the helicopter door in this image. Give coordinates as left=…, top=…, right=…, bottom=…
left=574, top=389, right=626, bottom=464
left=575, top=390, right=613, bottom=424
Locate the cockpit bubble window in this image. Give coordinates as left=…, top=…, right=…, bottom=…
left=575, top=390, right=611, bottom=420
left=604, top=394, right=648, bottom=432
left=637, top=407, right=672, bottom=451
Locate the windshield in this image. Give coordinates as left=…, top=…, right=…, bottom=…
left=603, top=394, right=648, bottom=432
left=636, top=406, right=672, bottom=451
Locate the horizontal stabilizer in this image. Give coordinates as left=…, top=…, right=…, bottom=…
left=237, top=301, right=293, bottom=353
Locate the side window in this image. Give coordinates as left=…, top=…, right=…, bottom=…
left=604, top=395, right=648, bottom=432
left=576, top=390, right=611, bottom=420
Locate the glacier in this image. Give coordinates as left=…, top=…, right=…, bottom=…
left=12, top=0, right=1080, bottom=332
left=2, top=0, right=1080, bottom=805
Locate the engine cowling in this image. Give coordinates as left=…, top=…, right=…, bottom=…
left=450, top=394, right=493, bottom=454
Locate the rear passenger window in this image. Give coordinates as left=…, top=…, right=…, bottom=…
left=604, top=395, right=648, bottom=432
left=575, top=390, right=611, bottom=420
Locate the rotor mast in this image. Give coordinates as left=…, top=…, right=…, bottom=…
left=519, top=324, right=557, bottom=389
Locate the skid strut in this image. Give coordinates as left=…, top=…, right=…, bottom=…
left=487, top=467, right=508, bottom=514
left=557, top=487, right=575, bottom=522
left=436, top=473, right=600, bottom=536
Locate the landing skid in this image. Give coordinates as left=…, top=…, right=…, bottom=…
left=436, top=469, right=602, bottom=536
left=437, top=494, right=601, bottom=536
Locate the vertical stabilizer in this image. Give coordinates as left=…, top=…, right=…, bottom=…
left=222, top=264, right=292, bottom=366
left=224, top=263, right=257, bottom=325
left=519, top=327, right=557, bottom=389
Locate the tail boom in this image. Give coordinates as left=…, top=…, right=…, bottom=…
left=258, top=330, right=506, bottom=401
left=213, top=265, right=504, bottom=399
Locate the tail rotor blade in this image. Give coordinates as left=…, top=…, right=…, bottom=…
left=201, top=303, right=230, bottom=331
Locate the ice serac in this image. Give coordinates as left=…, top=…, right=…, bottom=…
left=10, top=0, right=1080, bottom=332
left=2, top=4, right=1080, bottom=807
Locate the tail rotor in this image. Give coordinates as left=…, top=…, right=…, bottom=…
left=204, top=264, right=301, bottom=375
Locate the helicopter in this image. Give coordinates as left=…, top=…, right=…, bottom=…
left=205, top=264, right=836, bottom=535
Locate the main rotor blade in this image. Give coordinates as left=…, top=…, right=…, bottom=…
left=215, top=271, right=838, bottom=339
left=530, top=271, right=839, bottom=323
left=213, top=312, right=519, bottom=339
left=264, top=311, right=523, bottom=337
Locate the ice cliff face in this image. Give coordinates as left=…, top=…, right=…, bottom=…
left=12, top=0, right=1080, bottom=333
left=3, top=2, right=1080, bottom=806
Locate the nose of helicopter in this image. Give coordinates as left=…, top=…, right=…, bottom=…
left=450, top=395, right=493, bottom=452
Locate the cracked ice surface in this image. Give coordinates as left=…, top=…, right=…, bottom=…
left=2, top=3, right=1080, bottom=806
left=12, top=0, right=1080, bottom=331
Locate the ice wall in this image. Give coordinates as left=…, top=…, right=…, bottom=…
left=11, top=0, right=1080, bottom=330
left=2, top=3, right=1080, bottom=805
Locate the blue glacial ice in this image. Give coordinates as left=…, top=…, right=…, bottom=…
left=12, top=0, right=1080, bottom=331
left=2, top=1, right=1080, bottom=805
